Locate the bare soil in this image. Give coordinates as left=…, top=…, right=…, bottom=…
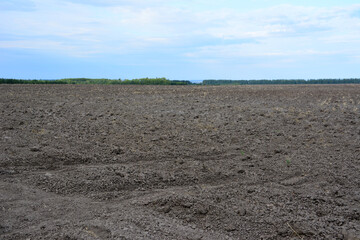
left=1, top=84, right=359, bottom=240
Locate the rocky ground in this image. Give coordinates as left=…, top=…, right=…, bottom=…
left=1, top=84, right=359, bottom=239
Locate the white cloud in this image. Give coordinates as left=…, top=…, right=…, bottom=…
left=184, top=41, right=344, bottom=59
left=0, top=1, right=360, bottom=61
left=184, top=4, right=360, bottom=59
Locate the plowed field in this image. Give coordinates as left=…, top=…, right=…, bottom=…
left=1, top=85, right=359, bottom=239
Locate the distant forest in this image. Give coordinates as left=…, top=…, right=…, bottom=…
left=0, top=78, right=192, bottom=85
left=203, top=79, right=360, bottom=85
left=1, top=78, right=360, bottom=85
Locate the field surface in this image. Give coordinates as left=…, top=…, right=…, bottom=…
left=1, top=85, right=359, bottom=239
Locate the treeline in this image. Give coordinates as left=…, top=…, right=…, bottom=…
left=2, top=78, right=360, bottom=85
left=202, top=79, right=360, bottom=85
left=0, top=78, right=192, bottom=85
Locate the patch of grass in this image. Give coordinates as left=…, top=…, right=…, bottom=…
left=286, top=159, right=291, bottom=167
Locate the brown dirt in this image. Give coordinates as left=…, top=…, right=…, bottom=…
left=1, top=84, right=359, bottom=240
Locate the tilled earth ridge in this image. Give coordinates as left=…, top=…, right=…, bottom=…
left=0, top=84, right=359, bottom=239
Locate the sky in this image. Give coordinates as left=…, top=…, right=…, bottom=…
left=1, top=0, right=360, bottom=80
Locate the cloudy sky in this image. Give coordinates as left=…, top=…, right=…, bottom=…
left=1, top=0, right=360, bottom=79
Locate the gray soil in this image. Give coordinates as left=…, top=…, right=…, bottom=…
left=1, top=84, right=359, bottom=239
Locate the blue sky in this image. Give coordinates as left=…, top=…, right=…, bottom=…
left=1, top=0, right=360, bottom=79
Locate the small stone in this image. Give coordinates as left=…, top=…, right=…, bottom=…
left=160, top=205, right=171, bottom=213
left=225, top=224, right=237, bottom=232
left=196, top=206, right=209, bottom=215
left=181, top=202, right=193, bottom=208
left=237, top=208, right=246, bottom=216
left=30, top=146, right=41, bottom=152
left=274, top=149, right=282, bottom=154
